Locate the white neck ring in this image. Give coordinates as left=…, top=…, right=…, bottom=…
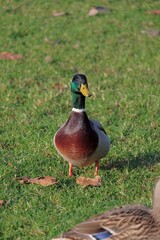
left=72, top=108, right=85, bottom=113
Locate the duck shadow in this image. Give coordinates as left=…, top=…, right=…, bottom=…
left=100, top=151, right=160, bottom=171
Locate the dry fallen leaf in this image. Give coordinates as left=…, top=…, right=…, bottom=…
left=148, top=10, right=160, bottom=15
left=88, top=6, right=110, bottom=16
left=76, top=176, right=101, bottom=187
left=52, top=11, right=68, bottom=17
left=141, top=29, right=160, bottom=37
left=53, top=82, right=67, bottom=91
left=44, top=55, right=53, bottom=63
left=0, top=52, right=23, bottom=60
left=0, top=200, right=7, bottom=208
left=16, top=176, right=58, bottom=186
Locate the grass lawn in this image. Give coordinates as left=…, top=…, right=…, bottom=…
left=0, top=0, right=160, bottom=239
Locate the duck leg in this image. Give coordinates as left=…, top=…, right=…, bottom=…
left=69, top=163, right=73, bottom=177
left=94, top=160, right=99, bottom=176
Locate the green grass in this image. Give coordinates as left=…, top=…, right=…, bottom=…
left=0, top=0, right=160, bottom=239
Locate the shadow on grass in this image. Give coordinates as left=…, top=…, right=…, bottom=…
left=101, top=151, right=160, bottom=171
left=52, top=152, right=160, bottom=187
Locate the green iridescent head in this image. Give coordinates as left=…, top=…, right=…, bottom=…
left=71, top=74, right=91, bottom=109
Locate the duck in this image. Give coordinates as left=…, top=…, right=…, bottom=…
left=53, top=74, right=110, bottom=176
left=52, top=178, right=160, bottom=240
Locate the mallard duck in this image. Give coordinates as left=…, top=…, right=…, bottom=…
left=53, top=74, right=110, bottom=176
left=52, top=178, right=160, bottom=240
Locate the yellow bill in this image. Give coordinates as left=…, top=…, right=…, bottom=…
left=80, top=84, right=92, bottom=97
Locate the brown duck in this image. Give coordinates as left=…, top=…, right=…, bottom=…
left=52, top=178, right=160, bottom=240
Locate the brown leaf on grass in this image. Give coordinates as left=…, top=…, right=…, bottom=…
left=147, top=10, right=160, bottom=15
left=44, top=55, right=53, bottom=63
left=53, top=82, right=67, bottom=91
left=141, top=29, right=160, bottom=37
left=52, top=11, right=68, bottom=17
left=88, top=6, right=110, bottom=16
left=0, top=52, right=23, bottom=60
left=0, top=200, right=7, bottom=208
left=16, top=176, right=58, bottom=186
left=76, top=176, right=101, bottom=187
